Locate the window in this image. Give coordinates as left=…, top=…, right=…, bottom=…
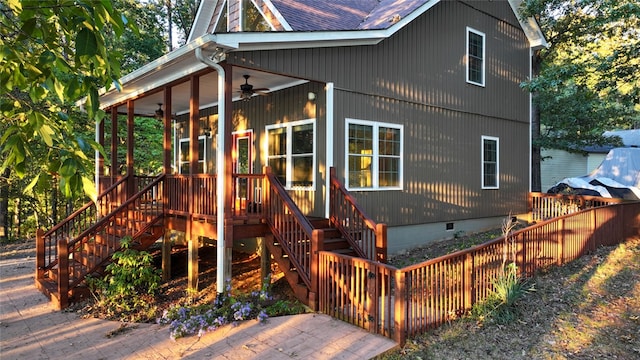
left=466, top=27, right=485, bottom=86
left=179, top=136, right=207, bottom=174
left=241, top=0, right=273, bottom=31
left=482, top=136, right=499, bottom=189
left=346, top=119, right=403, bottom=190
left=266, top=119, right=315, bottom=189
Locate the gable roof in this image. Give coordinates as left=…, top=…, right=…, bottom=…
left=189, top=0, right=547, bottom=48
left=102, top=0, right=547, bottom=111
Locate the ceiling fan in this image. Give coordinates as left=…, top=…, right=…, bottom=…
left=239, top=74, right=269, bottom=100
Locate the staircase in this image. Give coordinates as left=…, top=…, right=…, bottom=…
left=262, top=167, right=387, bottom=309
left=35, top=175, right=165, bottom=309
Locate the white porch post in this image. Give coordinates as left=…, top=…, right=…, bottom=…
left=325, top=82, right=334, bottom=219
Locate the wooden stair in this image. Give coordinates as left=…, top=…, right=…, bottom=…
left=264, top=217, right=358, bottom=307
left=36, top=176, right=165, bottom=309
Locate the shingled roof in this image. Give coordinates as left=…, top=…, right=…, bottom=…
left=270, top=0, right=429, bottom=31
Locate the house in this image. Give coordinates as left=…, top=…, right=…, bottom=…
left=36, top=0, right=546, bottom=309
left=541, top=129, right=640, bottom=192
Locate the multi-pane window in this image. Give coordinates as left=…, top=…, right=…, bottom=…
left=467, top=27, right=485, bottom=86
left=179, top=136, right=207, bottom=174
left=266, top=119, right=315, bottom=189
left=482, top=136, right=499, bottom=189
left=346, top=119, right=403, bottom=190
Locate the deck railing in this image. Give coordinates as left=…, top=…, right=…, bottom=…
left=165, top=173, right=265, bottom=220
left=528, top=192, right=625, bottom=222
left=37, top=176, right=130, bottom=272
left=329, top=167, right=387, bottom=262
left=36, top=176, right=165, bottom=308
left=263, top=167, right=323, bottom=291
left=319, top=201, right=640, bottom=345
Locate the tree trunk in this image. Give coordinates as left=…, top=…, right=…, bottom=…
left=0, top=168, right=10, bottom=241
left=531, top=50, right=543, bottom=192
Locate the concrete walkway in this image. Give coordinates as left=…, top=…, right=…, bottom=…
left=0, top=256, right=397, bottom=359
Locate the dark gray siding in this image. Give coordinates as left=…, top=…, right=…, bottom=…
left=225, top=0, right=531, bottom=225
left=189, top=81, right=327, bottom=217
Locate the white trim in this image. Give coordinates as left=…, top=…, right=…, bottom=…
left=232, top=129, right=254, bottom=173
left=481, top=135, right=500, bottom=189
left=466, top=27, right=485, bottom=87
left=325, top=82, right=334, bottom=218
left=246, top=0, right=276, bottom=31
left=262, top=0, right=292, bottom=31
left=178, top=135, right=208, bottom=174
left=507, top=0, right=549, bottom=50
left=265, top=119, right=316, bottom=191
left=345, top=118, right=403, bottom=191
left=211, top=0, right=227, bottom=33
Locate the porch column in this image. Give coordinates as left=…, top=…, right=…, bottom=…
left=162, top=88, right=172, bottom=281
left=187, top=75, right=200, bottom=291
left=163, top=87, right=172, bottom=174
left=126, top=100, right=135, bottom=197
left=110, top=107, right=118, bottom=181
left=95, top=115, right=104, bottom=194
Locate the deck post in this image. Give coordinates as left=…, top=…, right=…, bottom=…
left=162, top=229, right=172, bottom=281
left=57, top=238, right=69, bottom=310
left=187, top=235, right=199, bottom=291
left=376, top=223, right=387, bottom=263
left=259, top=237, right=271, bottom=287
left=35, top=229, right=44, bottom=281
left=464, top=252, right=473, bottom=310
left=309, top=229, right=324, bottom=311
left=394, top=270, right=406, bottom=345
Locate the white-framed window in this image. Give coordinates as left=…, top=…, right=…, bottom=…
left=179, top=135, right=208, bottom=174
left=481, top=136, right=499, bottom=189
left=466, top=27, right=485, bottom=87
left=266, top=119, right=315, bottom=190
left=346, top=119, right=403, bottom=191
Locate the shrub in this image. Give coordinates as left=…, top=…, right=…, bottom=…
left=471, top=215, right=534, bottom=324
left=87, top=237, right=161, bottom=322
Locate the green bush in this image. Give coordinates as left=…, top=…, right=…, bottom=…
left=87, top=237, right=161, bottom=322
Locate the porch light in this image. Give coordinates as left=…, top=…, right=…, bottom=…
left=155, top=103, right=164, bottom=119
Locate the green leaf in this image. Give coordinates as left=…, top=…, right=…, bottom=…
left=60, top=158, right=78, bottom=178
left=38, top=124, right=55, bottom=147
left=82, top=175, right=98, bottom=204
left=23, top=174, right=40, bottom=194
left=75, top=28, right=98, bottom=59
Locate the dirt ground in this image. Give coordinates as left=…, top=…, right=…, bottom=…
left=0, top=238, right=294, bottom=318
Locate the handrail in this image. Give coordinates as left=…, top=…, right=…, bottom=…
left=40, top=175, right=163, bottom=272
left=329, top=167, right=386, bottom=262
left=67, top=175, right=165, bottom=250
left=529, top=192, right=625, bottom=222
left=44, top=175, right=129, bottom=237
left=264, top=167, right=316, bottom=289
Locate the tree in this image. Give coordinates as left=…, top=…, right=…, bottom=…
left=109, top=0, right=167, bottom=74
left=1, top=0, right=132, bottom=199
left=520, top=0, right=640, bottom=191
left=170, top=0, right=201, bottom=47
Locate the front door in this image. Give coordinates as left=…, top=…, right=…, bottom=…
left=232, top=130, right=253, bottom=213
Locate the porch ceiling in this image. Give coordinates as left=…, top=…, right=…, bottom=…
left=110, top=66, right=304, bottom=118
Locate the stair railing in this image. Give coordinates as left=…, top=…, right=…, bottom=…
left=37, top=175, right=130, bottom=274
left=263, top=167, right=323, bottom=291
left=64, top=175, right=165, bottom=287
left=329, top=167, right=387, bottom=262
left=49, top=175, right=165, bottom=308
